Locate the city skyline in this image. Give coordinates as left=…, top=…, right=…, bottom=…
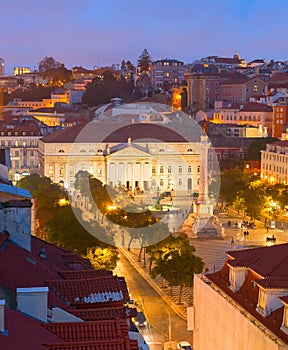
left=1, top=0, right=288, bottom=74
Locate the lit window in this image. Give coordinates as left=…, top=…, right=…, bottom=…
left=258, top=289, right=266, bottom=310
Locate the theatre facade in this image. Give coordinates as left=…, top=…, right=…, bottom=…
left=38, top=121, right=207, bottom=195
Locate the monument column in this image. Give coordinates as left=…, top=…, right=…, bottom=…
left=199, top=135, right=210, bottom=204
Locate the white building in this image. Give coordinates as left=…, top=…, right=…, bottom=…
left=37, top=102, right=216, bottom=198
left=38, top=121, right=203, bottom=194
left=261, top=140, right=288, bottom=184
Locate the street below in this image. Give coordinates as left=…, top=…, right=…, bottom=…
left=114, top=251, right=193, bottom=350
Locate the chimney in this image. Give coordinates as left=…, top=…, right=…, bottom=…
left=0, top=299, right=5, bottom=333
left=17, top=287, right=48, bottom=322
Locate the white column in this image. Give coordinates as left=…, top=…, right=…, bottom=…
left=199, top=135, right=210, bottom=203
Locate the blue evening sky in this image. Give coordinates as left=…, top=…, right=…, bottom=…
left=1, top=0, right=288, bottom=74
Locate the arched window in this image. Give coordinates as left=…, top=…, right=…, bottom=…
left=58, top=149, right=64, bottom=153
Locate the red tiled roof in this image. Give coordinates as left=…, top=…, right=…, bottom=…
left=40, top=122, right=192, bottom=144
left=219, top=76, right=248, bottom=85
left=59, top=269, right=112, bottom=280
left=70, top=305, right=137, bottom=321
left=0, top=231, right=9, bottom=248
left=257, top=277, right=288, bottom=289
left=227, top=243, right=288, bottom=277
left=43, top=319, right=129, bottom=342
left=268, top=140, right=288, bottom=148
left=0, top=308, right=62, bottom=350
left=240, top=102, right=273, bottom=112
left=207, top=264, right=288, bottom=344
left=42, top=319, right=139, bottom=350
left=214, top=57, right=244, bottom=64
left=47, top=276, right=125, bottom=305
left=43, top=338, right=139, bottom=350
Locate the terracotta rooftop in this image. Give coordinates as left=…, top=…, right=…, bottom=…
left=257, top=277, right=288, bottom=289
left=219, top=76, right=248, bottom=85
left=47, top=276, right=126, bottom=305
left=206, top=244, right=288, bottom=343
left=227, top=243, right=288, bottom=277
left=43, top=319, right=130, bottom=342
left=40, top=122, right=194, bottom=144
left=59, top=269, right=112, bottom=280
left=0, top=308, right=62, bottom=350
left=240, top=102, right=273, bottom=112
left=42, top=319, right=138, bottom=350
left=70, top=304, right=137, bottom=321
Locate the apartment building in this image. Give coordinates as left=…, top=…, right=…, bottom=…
left=261, top=140, right=288, bottom=184
left=193, top=244, right=288, bottom=350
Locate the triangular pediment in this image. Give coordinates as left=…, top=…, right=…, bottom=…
left=108, top=145, right=152, bottom=159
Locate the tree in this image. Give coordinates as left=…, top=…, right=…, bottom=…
left=38, top=57, right=62, bottom=73
left=87, top=246, right=119, bottom=270
left=82, top=71, right=134, bottom=106
left=46, top=206, right=106, bottom=255
left=137, top=49, right=152, bottom=75
left=149, top=233, right=204, bottom=303
left=220, top=169, right=248, bottom=206
left=18, top=174, right=66, bottom=210
left=246, top=137, right=279, bottom=161
left=38, top=57, right=71, bottom=84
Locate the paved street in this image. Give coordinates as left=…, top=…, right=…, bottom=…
left=115, top=249, right=193, bottom=350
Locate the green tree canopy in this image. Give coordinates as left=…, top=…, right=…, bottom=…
left=82, top=71, right=134, bottom=106
left=17, top=174, right=66, bottom=209
left=148, top=233, right=204, bottom=303
left=46, top=206, right=107, bottom=256
left=137, top=49, right=152, bottom=75
left=220, top=168, right=248, bottom=205
left=38, top=57, right=72, bottom=84
left=246, top=137, right=279, bottom=161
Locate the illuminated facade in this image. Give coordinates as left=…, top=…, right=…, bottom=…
left=261, top=140, right=288, bottom=184
left=14, top=66, right=31, bottom=76
left=150, top=59, right=185, bottom=89
left=38, top=122, right=203, bottom=193
left=0, top=123, right=41, bottom=182
left=214, top=102, right=273, bottom=136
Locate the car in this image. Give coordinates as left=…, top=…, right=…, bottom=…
left=177, top=341, right=193, bottom=350
left=133, top=311, right=147, bottom=327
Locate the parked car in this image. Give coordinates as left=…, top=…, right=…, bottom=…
left=177, top=341, right=193, bottom=350
left=133, top=311, right=147, bottom=327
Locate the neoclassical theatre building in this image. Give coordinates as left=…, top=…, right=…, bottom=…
left=38, top=112, right=212, bottom=195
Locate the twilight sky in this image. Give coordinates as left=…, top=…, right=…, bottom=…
left=1, top=0, right=288, bottom=74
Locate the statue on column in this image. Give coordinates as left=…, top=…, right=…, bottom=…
left=190, top=135, right=224, bottom=238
